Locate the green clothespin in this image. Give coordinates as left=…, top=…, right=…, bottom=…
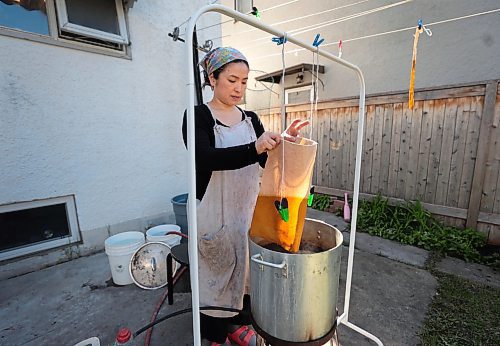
left=274, top=197, right=289, bottom=222
left=251, top=7, right=260, bottom=18
left=307, top=186, right=315, bottom=207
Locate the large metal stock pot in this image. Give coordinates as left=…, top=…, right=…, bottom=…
left=249, top=218, right=343, bottom=342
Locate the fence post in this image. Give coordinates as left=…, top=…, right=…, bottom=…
left=466, top=80, right=499, bottom=230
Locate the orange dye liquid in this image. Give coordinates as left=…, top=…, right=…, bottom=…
left=250, top=195, right=308, bottom=253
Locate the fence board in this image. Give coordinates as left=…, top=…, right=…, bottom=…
left=416, top=100, right=434, bottom=200
left=371, top=105, right=385, bottom=194
left=447, top=99, right=470, bottom=207
left=397, top=104, right=411, bottom=198
left=334, top=108, right=345, bottom=190
left=388, top=103, right=403, bottom=197
left=379, top=105, right=394, bottom=196
left=480, top=107, right=500, bottom=213
left=459, top=98, right=482, bottom=208
left=319, top=110, right=331, bottom=186
left=425, top=99, right=445, bottom=203
left=341, top=107, right=352, bottom=190
left=495, top=167, right=500, bottom=214
left=362, top=105, right=375, bottom=192
left=405, top=101, right=423, bottom=200
left=329, top=108, right=341, bottom=188
left=435, top=99, right=458, bottom=205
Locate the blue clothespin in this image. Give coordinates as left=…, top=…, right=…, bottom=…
left=417, top=19, right=432, bottom=36
left=272, top=36, right=287, bottom=45
left=312, top=33, right=324, bottom=47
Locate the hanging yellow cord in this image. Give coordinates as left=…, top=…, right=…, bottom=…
left=409, top=25, right=423, bottom=110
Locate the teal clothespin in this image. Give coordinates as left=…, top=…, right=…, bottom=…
left=307, top=186, right=315, bottom=207
left=272, top=36, right=287, bottom=45
left=274, top=197, right=289, bottom=222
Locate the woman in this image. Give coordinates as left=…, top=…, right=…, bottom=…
left=182, top=47, right=308, bottom=346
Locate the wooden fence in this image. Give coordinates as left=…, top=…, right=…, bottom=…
left=257, top=81, right=500, bottom=244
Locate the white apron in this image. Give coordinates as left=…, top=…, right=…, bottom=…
left=197, top=108, right=260, bottom=317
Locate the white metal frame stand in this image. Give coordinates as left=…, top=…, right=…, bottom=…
left=185, top=4, right=383, bottom=346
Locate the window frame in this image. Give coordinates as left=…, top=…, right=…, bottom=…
left=0, top=0, right=131, bottom=59
left=0, top=195, right=81, bottom=261
left=285, top=85, right=314, bottom=105
left=55, top=0, right=129, bottom=45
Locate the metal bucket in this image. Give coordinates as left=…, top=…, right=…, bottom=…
left=249, top=218, right=343, bottom=342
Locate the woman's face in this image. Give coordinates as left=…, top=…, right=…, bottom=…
left=209, top=61, right=249, bottom=106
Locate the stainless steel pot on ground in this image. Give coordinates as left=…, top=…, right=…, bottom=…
left=250, top=218, right=343, bottom=343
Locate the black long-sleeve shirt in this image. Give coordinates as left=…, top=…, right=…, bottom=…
left=182, top=104, right=267, bottom=200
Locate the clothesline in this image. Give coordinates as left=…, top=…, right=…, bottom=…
left=248, top=7, right=500, bottom=61
left=179, top=0, right=301, bottom=37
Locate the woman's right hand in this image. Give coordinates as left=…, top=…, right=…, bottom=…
left=255, top=131, right=282, bottom=155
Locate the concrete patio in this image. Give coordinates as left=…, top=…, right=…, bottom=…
left=1, top=209, right=498, bottom=346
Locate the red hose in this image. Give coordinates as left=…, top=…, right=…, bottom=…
left=144, top=265, right=188, bottom=346
left=166, top=231, right=189, bottom=239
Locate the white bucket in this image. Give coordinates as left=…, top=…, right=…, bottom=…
left=146, top=224, right=182, bottom=247
left=146, top=225, right=182, bottom=275
left=105, top=231, right=145, bottom=285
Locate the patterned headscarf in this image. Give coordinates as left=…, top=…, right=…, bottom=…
left=200, top=47, right=248, bottom=76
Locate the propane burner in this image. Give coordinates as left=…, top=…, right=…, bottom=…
left=251, top=313, right=339, bottom=346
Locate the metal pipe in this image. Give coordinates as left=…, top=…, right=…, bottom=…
left=185, top=4, right=375, bottom=345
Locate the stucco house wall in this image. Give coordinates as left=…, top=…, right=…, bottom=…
left=0, top=1, right=220, bottom=277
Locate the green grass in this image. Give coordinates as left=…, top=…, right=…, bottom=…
left=421, top=272, right=500, bottom=346
left=356, top=194, right=500, bottom=268
left=310, top=193, right=332, bottom=211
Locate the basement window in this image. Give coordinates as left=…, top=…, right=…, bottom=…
left=0, top=196, right=80, bottom=261
left=0, top=0, right=133, bottom=56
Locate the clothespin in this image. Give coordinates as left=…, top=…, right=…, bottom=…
left=272, top=36, right=287, bottom=45
left=312, top=33, right=324, bottom=48
left=168, top=27, right=185, bottom=42
left=251, top=6, right=260, bottom=18
left=307, top=186, right=315, bottom=207
left=338, top=39, right=343, bottom=58
left=274, top=197, right=289, bottom=222
left=417, top=19, right=432, bottom=36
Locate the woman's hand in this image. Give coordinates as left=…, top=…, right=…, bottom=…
left=283, top=119, right=310, bottom=142
left=255, top=131, right=282, bottom=154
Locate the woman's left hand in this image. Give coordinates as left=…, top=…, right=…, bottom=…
left=283, top=119, right=310, bottom=142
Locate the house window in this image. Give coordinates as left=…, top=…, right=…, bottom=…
left=235, top=0, right=253, bottom=14
left=0, top=196, right=80, bottom=261
left=285, top=85, right=313, bottom=105
left=0, top=0, right=130, bottom=55
left=55, top=0, right=129, bottom=45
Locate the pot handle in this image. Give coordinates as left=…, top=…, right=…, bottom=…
left=251, top=254, right=286, bottom=269
left=251, top=254, right=288, bottom=278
